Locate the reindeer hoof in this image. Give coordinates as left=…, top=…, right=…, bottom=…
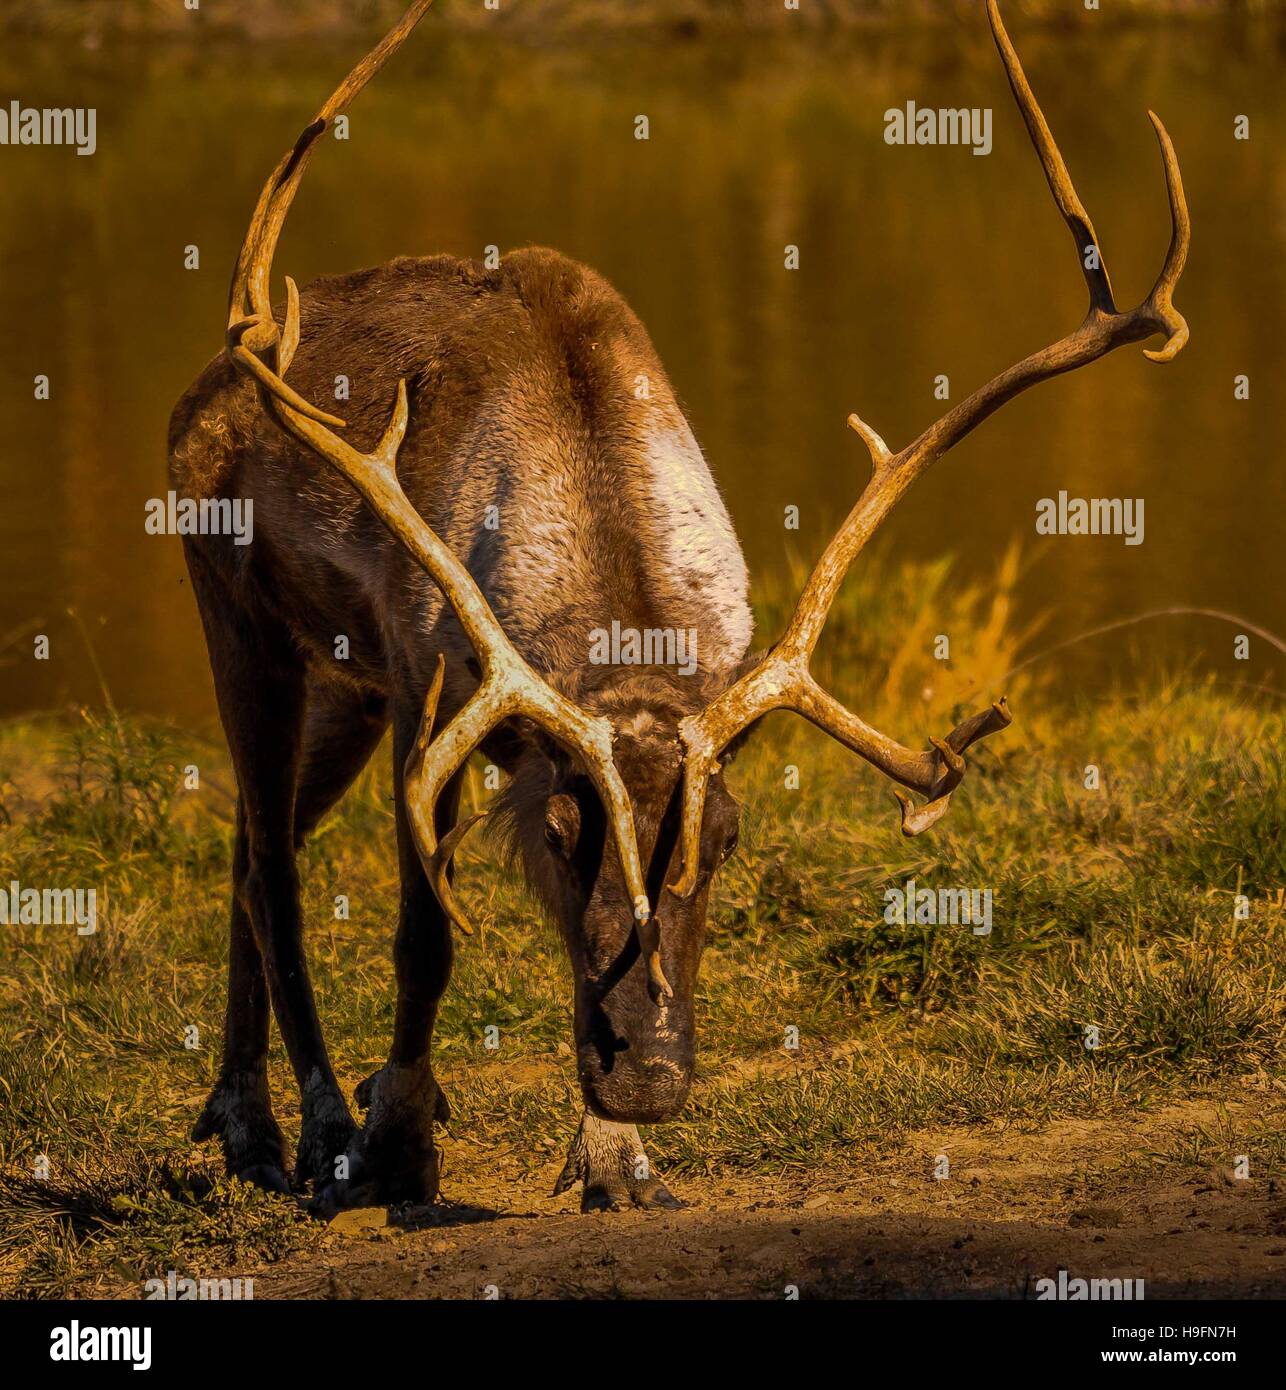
left=235, top=1163, right=292, bottom=1196
left=192, top=1072, right=291, bottom=1195
left=317, top=1063, right=444, bottom=1212
left=582, top=1183, right=684, bottom=1213
left=555, top=1112, right=684, bottom=1214
left=293, top=1087, right=358, bottom=1194
left=308, top=1175, right=380, bottom=1220
left=580, top=1178, right=685, bottom=1213
left=309, top=1147, right=439, bottom=1217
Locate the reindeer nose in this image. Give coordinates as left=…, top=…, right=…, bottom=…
left=577, top=984, right=694, bottom=1126
left=580, top=1049, right=691, bottom=1126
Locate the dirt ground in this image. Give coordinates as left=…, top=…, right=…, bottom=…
left=200, top=1090, right=1286, bottom=1300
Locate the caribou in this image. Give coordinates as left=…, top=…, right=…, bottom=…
left=170, top=0, right=1188, bottom=1212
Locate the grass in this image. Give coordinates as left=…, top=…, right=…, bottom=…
left=0, top=551, right=1284, bottom=1295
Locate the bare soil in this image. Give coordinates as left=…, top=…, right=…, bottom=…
left=215, top=1091, right=1286, bottom=1300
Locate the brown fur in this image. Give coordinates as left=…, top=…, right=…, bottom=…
left=174, top=247, right=749, bottom=1205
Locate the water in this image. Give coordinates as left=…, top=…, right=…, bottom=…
left=1, top=20, right=1283, bottom=727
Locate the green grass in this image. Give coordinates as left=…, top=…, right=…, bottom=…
left=1, top=553, right=1283, bottom=1295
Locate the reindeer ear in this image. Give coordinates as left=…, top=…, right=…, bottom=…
left=544, top=793, right=581, bottom=858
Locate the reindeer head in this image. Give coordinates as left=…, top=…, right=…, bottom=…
left=224, top=0, right=1189, bottom=1125
left=488, top=671, right=740, bottom=1122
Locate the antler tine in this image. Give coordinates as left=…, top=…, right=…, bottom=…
left=228, top=0, right=436, bottom=339
left=224, top=1, right=672, bottom=1001
left=985, top=0, right=1116, bottom=316
left=1141, top=110, right=1191, bottom=363
left=987, top=0, right=1190, bottom=364
left=669, top=0, right=1189, bottom=899
left=847, top=412, right=892, bottom=469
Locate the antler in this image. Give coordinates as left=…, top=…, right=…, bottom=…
left=224, top=0, right=673, bottom=1001
left=668, top=0, right=1190, bottom=898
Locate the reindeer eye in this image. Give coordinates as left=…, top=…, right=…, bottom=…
left=544, top=794, right=580, bottom=858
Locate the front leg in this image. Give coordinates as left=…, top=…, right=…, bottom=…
left=554, top=1110, right=684, bottom=1212
left=317, top=708, right=460, bottom=1213
left=335, top=1061, right=448, bottom=1206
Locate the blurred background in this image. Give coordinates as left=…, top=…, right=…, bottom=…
left=0, top=0, right=1283, bottom=729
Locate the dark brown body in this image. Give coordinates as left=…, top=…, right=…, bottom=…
left=173, top=248, right=750, bottom=1206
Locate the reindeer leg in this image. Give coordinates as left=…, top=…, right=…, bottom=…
left=193, top=800, right=289, bottom=1194
left=554, top=1111, right=683, bottom=1213
left=194, top=586, right=358, bottom=1194
left=187, top=559, right=288, bottom=1192
left=317, top=698, right=459, bottom=1212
